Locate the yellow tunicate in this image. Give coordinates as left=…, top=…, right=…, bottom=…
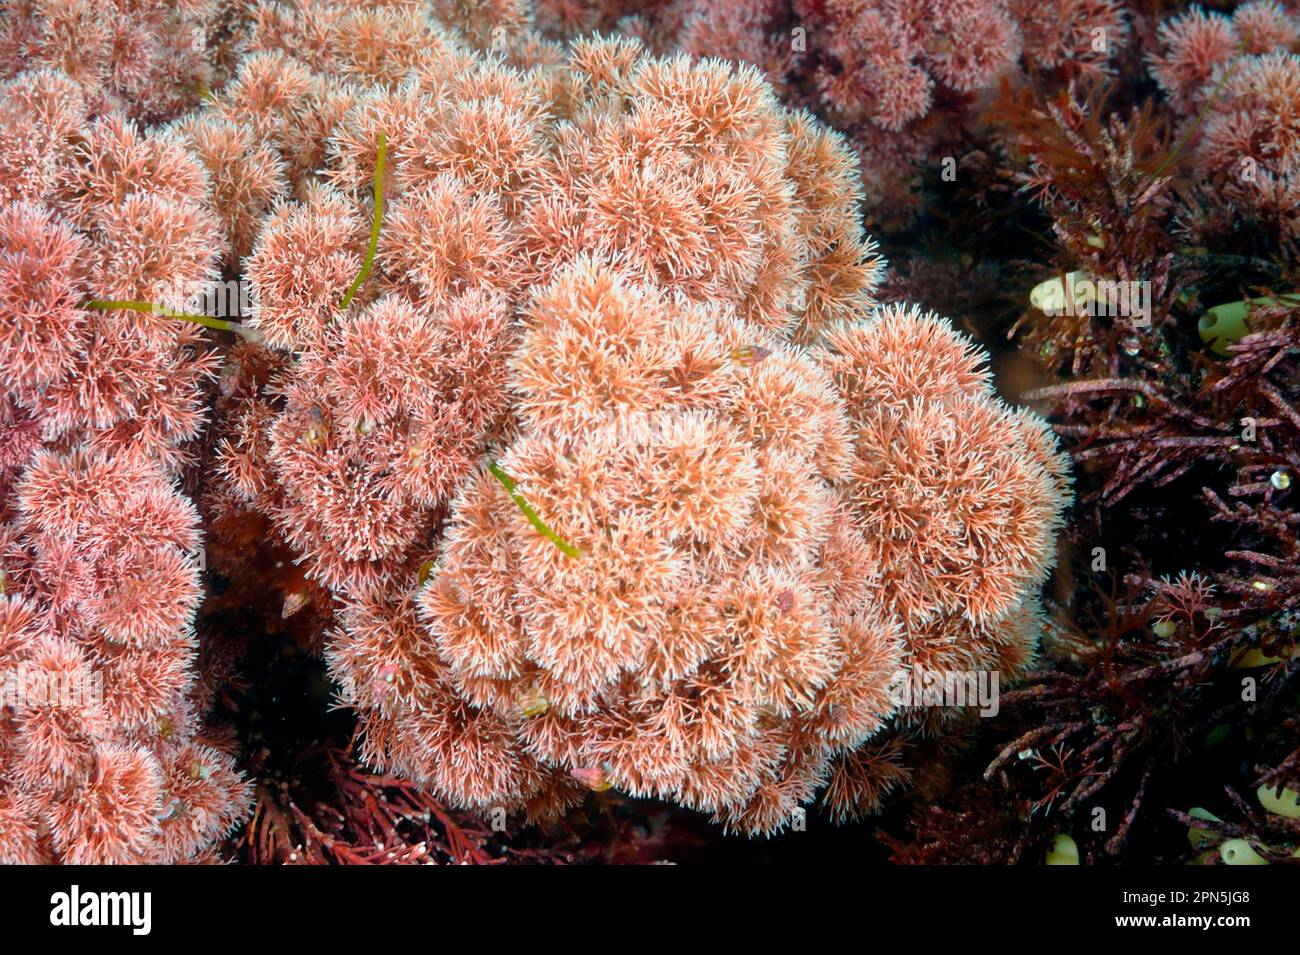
left=1232, top=644, right=1293, bottom=668
left=1187, top=807, right=1221, bottom=849
left=1045, top=833, right=1079, bottom=865
left=1198, top=301, right=1252, bottom=356
left=1219, top=839, right=1268, bottom=865
left=1257, top=784, right=1300, bottom=819
left=1030, top=272, right=1095, bottom=316
left=1199, top=294, right=1300, bottom=356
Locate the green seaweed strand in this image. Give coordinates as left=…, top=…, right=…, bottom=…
left=337, top=131, right=388, bottom=314
left=84, top=299, right=257, bottom=338
left=1151, top=62, right=1238, bottom=183
left=487, top=460, right=582, bottom=559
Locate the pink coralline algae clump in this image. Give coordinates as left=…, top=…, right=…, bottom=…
left=182, top=8, right=1070, bottom=834
left=194, top=7, right=880, bottom=598
left=1147, top=2, right=1299, bottom=112
left=794, top=0, right=1024, bottom=133
left=1195, top=51, right=1300, bottom=241
left=537, top=0, right=1031, bottom=127
left=0, top=65, right=250, bottom=862
left=0, top=453, right=247, bottom=863
left=1147, top=4, right=1300, bottom=239
left=0, top=0, right=1072, bottom=850
left=0, top=0, right=216, bottom=124
left=535, top=0, right=1128, bottom=226
left=0, top=69, right=223, bottom=469
left=413, top=267, right=1067, bottom=832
